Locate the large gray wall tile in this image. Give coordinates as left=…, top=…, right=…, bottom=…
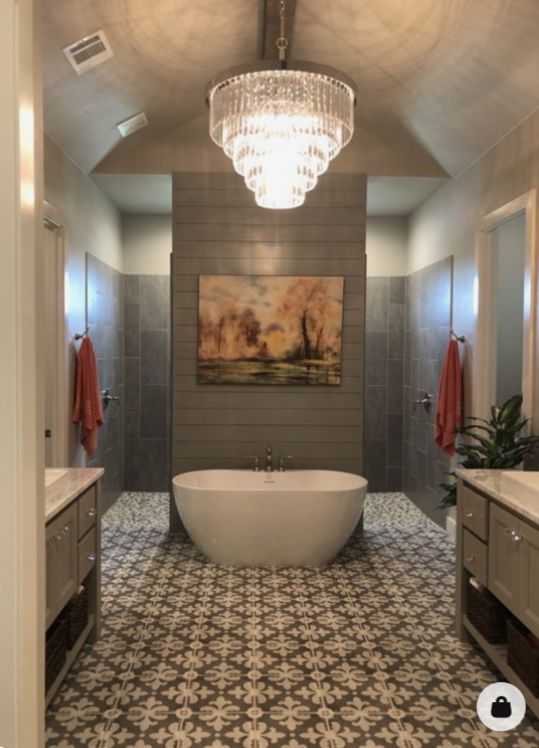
left=362, top=277, right=405, bottom=490
left=402, top=258, right=452, bottom=527
left=365, top=331, right=388, bottom=385
left=141, top=384, right=168, bottom=438
left=141, top=276, right=170, bottom=331
left=365, top=278, right=389, bottom=332
left=141, top=330, right=169, bottom=384
left=86, top=254, right=125, bottom=511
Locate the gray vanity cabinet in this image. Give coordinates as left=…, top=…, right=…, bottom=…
left=45, top=502, right=78, bottom=628
left=488, top=503, right=521, bottom=613
left=488, top=502, right=539, bottom=637
left=456, top=473, right=539, bottom=717
left=45, top=474, right=102, bottom=707
left=519, top=519, right=539, bottom=635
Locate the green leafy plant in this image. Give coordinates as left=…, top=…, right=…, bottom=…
left=440, top=393, right=539, bottom=508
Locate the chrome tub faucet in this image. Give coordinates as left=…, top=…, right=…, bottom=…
left=265, top=444, right=273, bottom=472
left=278, top=455, right=294, bottom=472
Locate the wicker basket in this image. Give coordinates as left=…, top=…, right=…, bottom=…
left=62, top=586, right=88, bottom=649
left=466, top=581, right=508, bottom=643
left=45, top=618, right=67, bottom=692
left=507, top=619, right=539, bottom=696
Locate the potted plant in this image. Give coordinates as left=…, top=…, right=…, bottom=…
left=441, top=393, right=539, bottom=508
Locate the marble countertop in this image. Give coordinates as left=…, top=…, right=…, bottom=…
left=456, top=468, right=539, bottom=525
left=45, top=468, right=104, bottom=523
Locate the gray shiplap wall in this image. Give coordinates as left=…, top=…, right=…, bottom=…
left=171, top=172, right=367, bottom=525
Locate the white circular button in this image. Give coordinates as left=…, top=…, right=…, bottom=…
left=476, top=682, right=526, bottom=731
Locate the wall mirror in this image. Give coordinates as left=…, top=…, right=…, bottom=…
left=474, top=189, right=538, bottom=427
left=43, top=202, right=68, bottom=466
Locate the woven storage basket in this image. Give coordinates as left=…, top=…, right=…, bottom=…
left=507, top=619, right=539, bottom=696
left=62, top=586, right=88, bottom=649
left=45, top=618, right=67, bottom=692
left=466, top=581, right=508, bottom=643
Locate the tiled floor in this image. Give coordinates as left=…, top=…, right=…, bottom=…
left=46, top=492, right=539, bottom=747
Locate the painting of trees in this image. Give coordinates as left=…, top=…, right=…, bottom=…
left=197, top=275, right=344, bottom=385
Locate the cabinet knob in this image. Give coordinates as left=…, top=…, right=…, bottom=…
left=513, top=534, right=522, bottom=543
left=55, top=533, right=63, bottom=542
left=87, top=508, right=96, bottom=518
left=63, top=525, right=70, bottom=533
left=465, top=512, right=474, bottom=518
left=465, top=553, right=475, bottom=562
left=87, top=553, right=96, bottom=562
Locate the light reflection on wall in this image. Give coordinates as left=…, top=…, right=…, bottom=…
left=19, top=104, right=35, bottom=208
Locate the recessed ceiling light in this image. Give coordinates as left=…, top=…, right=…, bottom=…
left=116, top=112, right=149, bottom=138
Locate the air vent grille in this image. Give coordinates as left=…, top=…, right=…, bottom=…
left=63, top=30, right=113, bottom=75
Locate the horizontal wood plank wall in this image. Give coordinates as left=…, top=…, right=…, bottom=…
left=171, top=172, right=367, bottom=524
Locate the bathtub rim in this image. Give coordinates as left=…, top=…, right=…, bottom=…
left=172, top=468, right=368, bottom=494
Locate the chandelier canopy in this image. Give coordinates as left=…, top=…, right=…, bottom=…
left=206, top=3, right=356, bottom=209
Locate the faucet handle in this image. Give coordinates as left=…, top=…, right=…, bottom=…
left=278, top=455, right=294, bottom=471
left=246, top=455, right=260, bottom=471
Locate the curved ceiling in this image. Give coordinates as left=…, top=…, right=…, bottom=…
left=42, top=0, right=539, bottom=177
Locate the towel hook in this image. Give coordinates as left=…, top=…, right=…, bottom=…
left=74, top=327, right=89, bottom=341
left=451, top=330, right=466, bottom=343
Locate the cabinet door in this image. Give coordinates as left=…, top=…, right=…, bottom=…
left=47, top=502, right=78, bottom=620
left=45, top=523, right=57, bottom=628
left=489, top=503, right=520, bottom=614
left=519, top=519, right=539, bottom=638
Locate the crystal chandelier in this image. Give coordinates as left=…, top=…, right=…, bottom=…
left=207, top=0, right=356, bottom=209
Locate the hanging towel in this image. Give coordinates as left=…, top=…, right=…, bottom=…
left=72, top=337, right=104, bottom=455
left=435, top=339, right=463, bottom=456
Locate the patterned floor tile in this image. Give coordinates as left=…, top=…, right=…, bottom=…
left=46, top=491, right=539, bottom=747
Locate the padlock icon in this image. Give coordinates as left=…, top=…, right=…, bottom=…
left=491, top=695, right=512, bottom=718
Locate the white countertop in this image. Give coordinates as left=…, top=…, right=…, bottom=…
left=45, top=468, right=104, bottom=523
left=456, top=469, right=539, bottom=526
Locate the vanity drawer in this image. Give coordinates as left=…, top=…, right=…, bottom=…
left=461, top=484, right=489, bottom=541
left=463, top=529, right=488, bottom=586
left=78, top=487, right=96, bottom=540
left=78, top=528, right=96, bottom=584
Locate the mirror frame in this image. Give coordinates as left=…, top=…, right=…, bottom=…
left=43, top=200, right=69, bottom=466
left=474, top=189, right=538, bottom=428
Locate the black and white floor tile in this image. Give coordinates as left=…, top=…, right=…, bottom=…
left=46, top=492, right=539, bottom=747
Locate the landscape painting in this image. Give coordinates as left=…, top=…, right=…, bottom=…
left=197, top=275, right=344, bottom=385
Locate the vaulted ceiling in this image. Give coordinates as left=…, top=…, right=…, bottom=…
left=42, top=0, right=539, bottom=178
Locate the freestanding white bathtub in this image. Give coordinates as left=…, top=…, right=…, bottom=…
left=172, top=469, right=367, bottom=567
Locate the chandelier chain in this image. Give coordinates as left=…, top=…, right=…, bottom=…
left=276, top=0, right=288, bottom=61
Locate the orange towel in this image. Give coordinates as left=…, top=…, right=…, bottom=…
left=71, top=337, right=104, bottom=455
left=435, top=339, right=463, bottom=456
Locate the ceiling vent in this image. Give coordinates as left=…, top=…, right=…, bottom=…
left=117, top=112, right=149, bottom=138
left=63, top=30, right=113, bottom=75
